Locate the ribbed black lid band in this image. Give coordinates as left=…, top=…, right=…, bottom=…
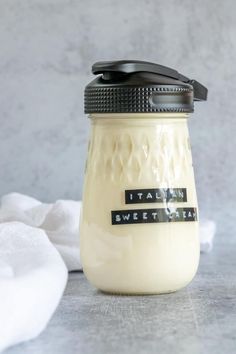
left=85, top=86, right=193, bottom=114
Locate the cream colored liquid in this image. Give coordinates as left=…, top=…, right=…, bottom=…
left=80, top=113, right=200, bottom=294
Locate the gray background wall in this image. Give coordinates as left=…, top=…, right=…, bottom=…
left=0, top=0, right=235, bottom=239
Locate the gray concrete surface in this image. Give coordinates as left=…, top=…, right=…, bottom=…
left=5, top=242, right=236, bottom=354
left=0, top=0, right=235, bottom=240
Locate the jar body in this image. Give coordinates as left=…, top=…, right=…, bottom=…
left=80, top=113, right=200, bottom=294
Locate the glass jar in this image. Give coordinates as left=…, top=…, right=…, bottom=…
left=80, top=61, right=207, bottom=294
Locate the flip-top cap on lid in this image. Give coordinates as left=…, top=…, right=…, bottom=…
left=84, top=60, right=208, bottom=114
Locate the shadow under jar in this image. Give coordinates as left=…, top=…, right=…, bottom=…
left=80, top=60, right=208, bottom=295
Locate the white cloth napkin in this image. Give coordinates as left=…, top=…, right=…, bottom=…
left=199, top=218, right=216, bottom=253
left=0, top=192, right=216, bottom=352
left=0, top=222, right=68, bottom=352
left=0, top=193, right=81, bottom=352
left=0, top=193, right=82, bottom=271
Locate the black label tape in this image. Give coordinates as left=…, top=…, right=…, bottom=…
left=125, top=188, right=187, bottom=204
left=111, top=207, right=197, bottom=225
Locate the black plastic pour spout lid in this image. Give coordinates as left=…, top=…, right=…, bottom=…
left=84, top=60, right=208, bottom=114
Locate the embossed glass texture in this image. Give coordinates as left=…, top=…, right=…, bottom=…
left=80, top=114, right=199, bottom=294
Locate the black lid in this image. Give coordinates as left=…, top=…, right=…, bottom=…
left=84, top=60, right=208, bottom=114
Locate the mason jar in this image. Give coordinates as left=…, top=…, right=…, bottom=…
left=80, top=60, right=207, bottom=294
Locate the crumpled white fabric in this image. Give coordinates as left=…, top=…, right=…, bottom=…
left=199, top=218, right=216, bottom=253
left=0, top=222, right=68, bottom=353
left=0, top=192, right=216, bottom=352
left=0, top=193, right=82, bottom=271
left=0, top=193, right=81, bottom=352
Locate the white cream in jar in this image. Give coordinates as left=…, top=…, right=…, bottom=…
left=80, top=60, right=207, bottom=294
